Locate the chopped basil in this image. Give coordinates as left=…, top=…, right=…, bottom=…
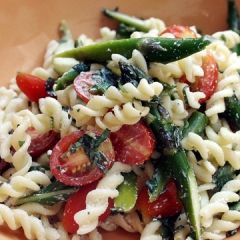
left=90, top=67, right=118, bottom=95
left=15, top=180, right=77, bottom=206
left=69, top=129, right=111, bottom=172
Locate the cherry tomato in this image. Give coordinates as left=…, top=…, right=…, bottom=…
left=180, top=54, right=218, bottom=103
left=191, top=55, right=218, bottom=103
left=110, top=122, right=155, bottom=165
left=50, top=130, right=115, bottom=186
left=27, top=128, right=60, bottom=158
left=74, top=72, right=95, bottom=103
left=63, top=182, right=113, bottom=233
left=161, top=25, right=197, bottom=38
left=16, top=73, right=47, bottom=102
left=136, top=180, right=183, bottom=218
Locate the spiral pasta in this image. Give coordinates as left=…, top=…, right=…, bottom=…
left=0, top=203, right=60, bottom=240
left=161, top=95, right=188, bottom=126
left=206, top=125, right=240, bottom=169
left=188, top=151, right=217, bottom=183
left=39, top=97, right=73, bottom=136
left=74, top=162, right=131, bottom=235
left=0, top=171, right=50, bottom=202
left=56, top=84, right=81, bottom=107
left=71, top=78, right=162, bottom=131
left=201, top=175, right=240, bottom=239
left=176, top=82, right=205, bottom=109
left=212, top=30, right=240, bottom=49
left=149, top=50, right=205, bottom=84
left=140, top=221, right=162, bottom=240
left=174, top=213, right=190, bottom=240
left=182, top=132, right=225, bottom=167
left=205, top=43, right=240, bottom=123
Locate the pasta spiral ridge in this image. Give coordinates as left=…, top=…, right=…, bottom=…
left=201, top=175, right=240, bottom=239
left=188, top=151, right=217, bottom=183
left=212, top=30, right=240, bottom=49
left=174, top=213, right=190, bottom=240
left=74, top=162, right=131, bottom=235
left=140, top=221, right=162, bottom=240
left=0, top=204, right=60, bottom=240
left=0, top=171, right=51, bottom=202
left=149, top=50, right=205, bottom=85
left=205, top=45, right=240, bottom=123
left=72, top=79, right=162, bottom=131
left=182, top=132, right=225, bottom=167
left=206, top=126, right=240, bottom=169
left=39, top=97, right=73, bottom=136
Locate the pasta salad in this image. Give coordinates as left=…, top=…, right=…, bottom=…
left=1, top=1, right=240, bottom=240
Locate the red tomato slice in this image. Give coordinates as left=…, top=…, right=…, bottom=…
left=74, top=72, right=95, bottom=103
left=136, top=180, right=183, bottom=218
left=191, top=55, right=218, bottom=103
left=27, top=128, right=60, bottom=158
left=110, top=122, right=155, bottom=165
left=161, top=25, right=197, bottom=38
left=63, top=182, right=113, bottom=234
left=16, top=73, right=47, bottom=102
left=50, top=130, right=115, bottom=186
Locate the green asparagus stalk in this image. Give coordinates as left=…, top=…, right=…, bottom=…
left=55, top=36, right=212, bottom=64
left=146, top=104, right=201, bottom=240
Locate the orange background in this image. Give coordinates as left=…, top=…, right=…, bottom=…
left=0, top=0, right=240, bottom=239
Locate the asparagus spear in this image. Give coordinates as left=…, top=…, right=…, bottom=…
left=182, top=111, right=208, bottom=137
left=103, top=8, right=149, bottom=32
left=146, top=104, right=201, bottom=240
left=55, top=36, right=212, bottom=64
left=55, top=62, right=90, bottom=90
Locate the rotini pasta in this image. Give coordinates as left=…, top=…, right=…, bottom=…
left=140, top=220, right=162, bottom=240
left=74, top=162, right=131, bottom=234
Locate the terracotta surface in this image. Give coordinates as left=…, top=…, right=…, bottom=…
left=0, top=0, right=240, bottom=239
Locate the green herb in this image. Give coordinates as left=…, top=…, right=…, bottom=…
left=230, top=201, right=240, bottom=211
left=90, top=67, right=118, bottom=94
left=213, top=164, right=235, bottom=192
left=70, top=129, right=111, bottom=172
left=18, top=141, right=25, bottom=147
left=29, top=165, right=49, bottom=173
left=45, top=78, right=56, bottom=98
left=146, top=166, right=169, bottom=202
left=15, top=181, right=77, bottom=206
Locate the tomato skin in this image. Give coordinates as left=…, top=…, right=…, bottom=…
left=27, top=128, right=60, bottom=158
left=110, top=122, right=155, bottom=165
left=161, top=25, right=197, bottom=38
left=136, top=181, right=183, bottom=218
left=74, top=72, right=95, bottom=103
left=50, top=130, right=115, bottom=186
left=16, top=73, right=47, bottom=102
left=191, top=55, right=218, bottom=103
left=63, top=182, right=113, bottom=234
